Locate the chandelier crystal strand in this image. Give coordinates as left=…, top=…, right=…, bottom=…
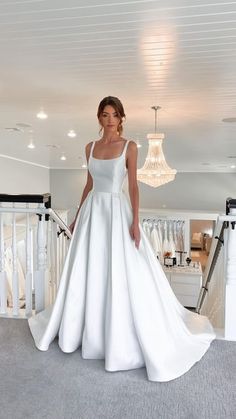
left=137, top=106, right=177, bottom=187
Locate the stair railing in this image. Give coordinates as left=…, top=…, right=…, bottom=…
left=0, top=194, right=71, bottom=318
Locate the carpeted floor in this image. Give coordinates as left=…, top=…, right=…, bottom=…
left=1, top=319, right=236, bottom=419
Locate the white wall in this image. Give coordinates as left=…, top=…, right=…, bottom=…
left=0, top=157, right=50, bottom=194
left=50, top=170, right=236, bottom=223
left=139, top=172, right=235, bottom=212
left=50, top=169, right=87, bottom=223
left=1, top=157, right=234, bottom=222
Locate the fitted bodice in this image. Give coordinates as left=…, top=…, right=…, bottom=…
left=88, top=140, right=130, bottom=193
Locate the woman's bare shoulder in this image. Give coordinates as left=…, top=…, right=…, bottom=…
left=85, top=141, right=94, bottom=151
left=127, top=140, right=137, bottom=151
left=85, top=141, right=94, bottom=159
left=86, top=141, right=93, bottom=147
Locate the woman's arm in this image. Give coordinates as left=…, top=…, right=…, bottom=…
left=127, top=141, right=141, bottom=249
left=69, top=142, right=93, bottom=233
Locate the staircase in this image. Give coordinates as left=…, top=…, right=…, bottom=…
left=0, top=193, right=71, bottom=318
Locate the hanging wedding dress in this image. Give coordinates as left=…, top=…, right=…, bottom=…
left=162, top=221, right=170, bottom=256
left=168, top=221, right=176, bottom=257
left=150, top=223, right=162, bottom=260
left=142, top=220, right=152, bottom=243
left=28, top=139, right=216, bottom=382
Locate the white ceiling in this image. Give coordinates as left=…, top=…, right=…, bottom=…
left=0, top=0, right=236, bottom=172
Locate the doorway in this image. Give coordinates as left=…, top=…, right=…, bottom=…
left=190, top=219, right=215, bottom=271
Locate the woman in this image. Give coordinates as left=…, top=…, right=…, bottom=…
left=69, top=96, right=140, bottom=249
left=28, top=96, right=216, bottom=382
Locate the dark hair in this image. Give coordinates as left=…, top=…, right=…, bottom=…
left=97, top=96, right=126, bottom=135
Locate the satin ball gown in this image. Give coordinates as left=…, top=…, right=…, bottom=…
left=28, top=139, right=216, bottom=382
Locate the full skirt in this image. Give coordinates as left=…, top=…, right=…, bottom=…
left=28, top=190, right=216, bottom=382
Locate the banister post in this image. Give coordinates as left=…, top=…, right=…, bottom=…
left=224, top=207, right=236, bottom=340
left=34, top=209, right=47, bottom=313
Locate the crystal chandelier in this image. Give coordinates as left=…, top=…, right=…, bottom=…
left=137, top=106, right=177, bottom=188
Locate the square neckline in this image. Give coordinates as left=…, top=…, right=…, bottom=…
left=90, top=139, right=129, bottom=161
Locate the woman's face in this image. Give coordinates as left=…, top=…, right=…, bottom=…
left=99, top=105, right=121, bottom=133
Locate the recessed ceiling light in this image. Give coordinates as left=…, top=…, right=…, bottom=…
left=82, top=164, right=87, bottom=168
left=136, top=140, right=142, bottom=148
left=5, top=127, right=22, bottom=132
left=37, top=108, right=48, bottom=120
left=230, top=165, right=236, bottom=169
left=60, top=154, right=66, bottom=161
left=67, top=129, right=77, bottom=138
left=16, top=122, right=32, bottom=129
left=45, top=144, right=60, bottom=149
left=222, top=117, right=236, bottom=123
left=28, top=140, right=35, bottom=149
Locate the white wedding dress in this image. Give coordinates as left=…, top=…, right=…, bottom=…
left=28, top=139, right=216, bottom=382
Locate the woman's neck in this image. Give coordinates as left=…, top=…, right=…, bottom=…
left=101, top=131, right=120, bottom=143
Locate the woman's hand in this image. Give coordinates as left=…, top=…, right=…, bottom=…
left=69, top=220, right=76, bottom=234
left=129, top=222, right=141, bottom=249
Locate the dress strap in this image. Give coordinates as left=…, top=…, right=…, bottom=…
left=122, top=139, right=130, bottom=158
left=89, top=141, right=96, bottom=159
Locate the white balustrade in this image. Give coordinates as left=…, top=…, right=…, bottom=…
left=0, top=203, right=7, bottom=314
left=200, top=208, right=236, bottom=340
left=12, top=205, right=19, bottom=316
left=200, top=240, right=225, bottom=331
left=34, top=209, right=46, bottom=313
left=0, top=195, right=71, bottom=318
left=25, top=208, right=32, bottom=316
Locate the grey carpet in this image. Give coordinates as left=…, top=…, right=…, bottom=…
left=0, top=319, right=236, bottom=419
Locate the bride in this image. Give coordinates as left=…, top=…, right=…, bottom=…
left=28, top=96, right=216, bottom=382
